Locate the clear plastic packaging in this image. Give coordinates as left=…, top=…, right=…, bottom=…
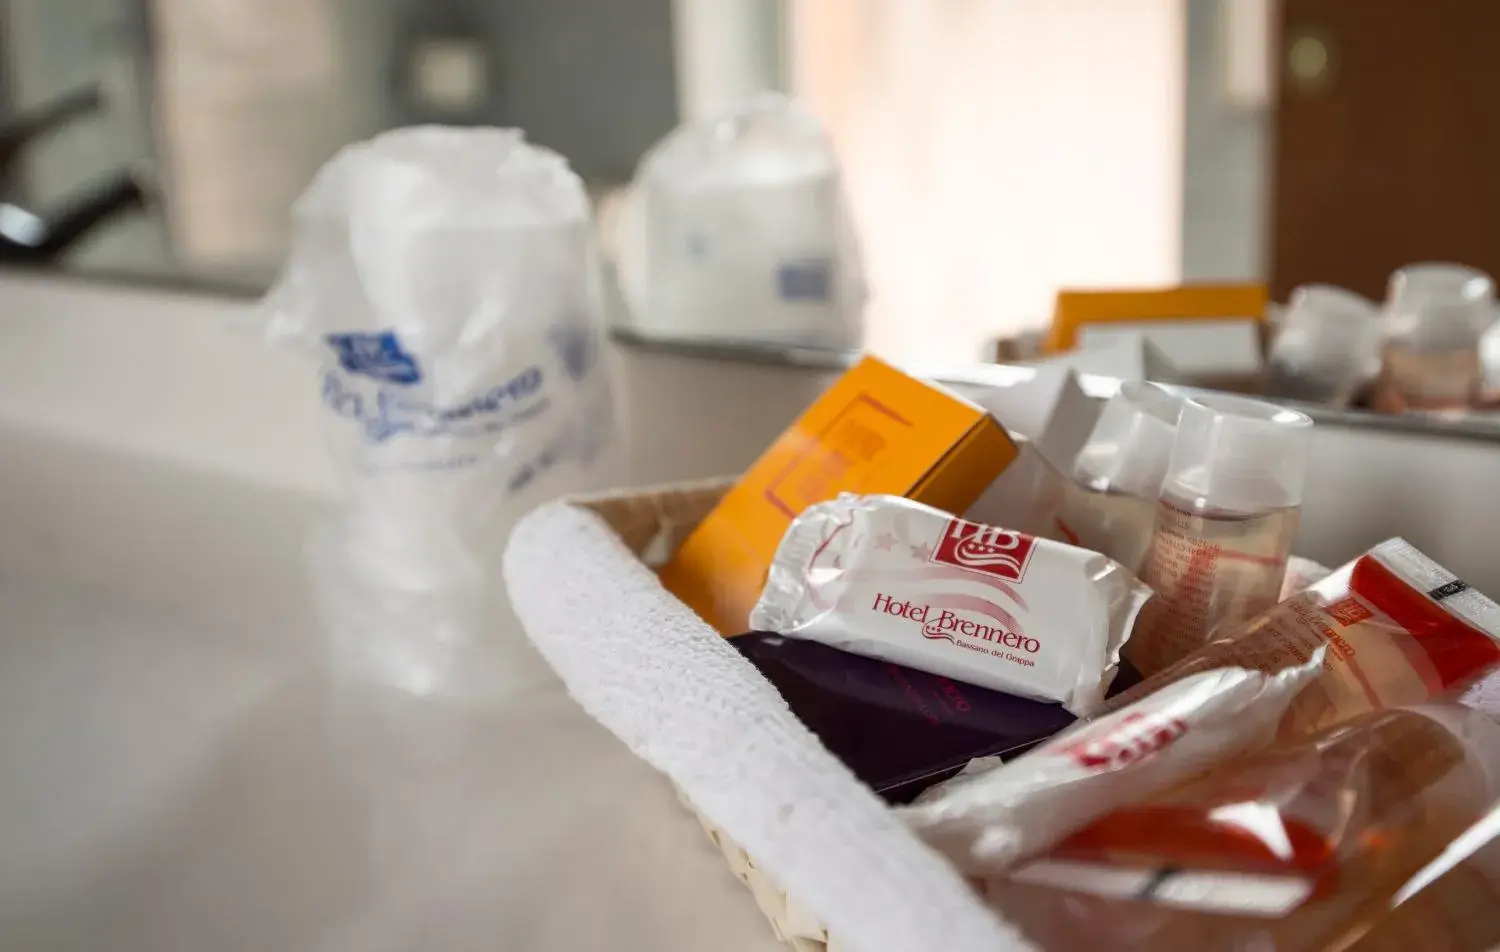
left=1280, top=554, right=1332, bottom=600
left=1265, top=284, right=1383, bottom=406
left=259, top=126, right=618, bottom=700
left=1381, top=262, right=1495, bottom=409
left=618, top=93, right=864, bottom=348
left=1105, top=538, right=1500, bottom=738
left=901, top=655, right=1322, bottom=874
left=1345, top=724, right=1500, bottom=952
left=749, top=494, right=1153, bottom=716
left=1054, top=381, right=1183, bottom=573
left=1127, top=394, right=1313, bottom=675
left=995, top=703, right=1500, bottom=951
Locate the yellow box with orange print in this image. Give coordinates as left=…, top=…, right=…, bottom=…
left=659, top=356, right=1019, bottom=634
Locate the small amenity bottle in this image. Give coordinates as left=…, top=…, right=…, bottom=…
left=1127, top=393, right=1313, bottom=675
left=1055, top=381, right=1183, bottom=574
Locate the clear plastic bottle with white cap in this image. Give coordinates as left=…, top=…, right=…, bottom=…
left=1382, top=263, right=1495, bottom=409
left=1054, top=381, right=1184, bottom=574
left=1126, top=394, right=1314, bottom=676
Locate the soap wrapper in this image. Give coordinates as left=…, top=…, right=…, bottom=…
left=749, top=494, right=1153, bottom=715
left=900, top=656, right=1322, bottom=874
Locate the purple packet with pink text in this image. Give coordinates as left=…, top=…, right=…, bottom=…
left=731, top=631, right=1142, bottom=803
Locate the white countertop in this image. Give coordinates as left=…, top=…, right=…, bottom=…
left=0, top=423, right=785, bottom=952
left=0, top=274, right=803, bottom=952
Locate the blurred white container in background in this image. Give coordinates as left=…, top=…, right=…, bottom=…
left=615, top=94, right=865, bottom=349
left=1266, top=283, right=1382, bottom=405
left=1382, top=262, right=1494, bottom=409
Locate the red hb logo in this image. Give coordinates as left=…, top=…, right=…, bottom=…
left=1326, top=596, right=1374, bottom=627
left=1064, top=713, right=1190, bottom=771
left=929, top=519, right=1038, bottom=582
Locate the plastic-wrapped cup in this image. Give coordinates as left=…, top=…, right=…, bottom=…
left=1266, top=284, right=1381, bottom=404
left=259, top=126, right=619, bottom=701
left=1127, top=394, right=1314, bottom=675
left=634, top=93, right=864, bottom=347
left=1057, top=382, right=1184, bottom=572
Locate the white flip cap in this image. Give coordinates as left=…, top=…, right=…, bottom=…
left=1161, top=393, right=1313, bottom=513
left=1073, top=381, right=1184, bottom=498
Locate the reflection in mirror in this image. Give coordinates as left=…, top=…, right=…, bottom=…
left=0, top=0, right=682, bottom=287
left=4, top=0, right=1500, bottom=431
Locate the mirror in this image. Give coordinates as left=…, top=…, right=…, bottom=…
left=0, top=0, right=681, bottom=288
left=4, top=0, right=1500, bottom=429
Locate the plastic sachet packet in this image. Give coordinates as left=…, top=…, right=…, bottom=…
left=1100, top=538, right=1500, bottom=738
left=748, top=494, right=1153, bottom=716
left=1340, top=689, right=1500, bottom=952
left=901, top=654, right=1322, bottom=874
left=997, top=703, right=1500, bottom=952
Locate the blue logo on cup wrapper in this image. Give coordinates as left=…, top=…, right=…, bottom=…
left=776, top=258, right=833, bottom=303
left=326, top=331, right=422, bottom=385
left=321, top=365, right=548, bottom=444
left=549, top=322, right=599, bottom=383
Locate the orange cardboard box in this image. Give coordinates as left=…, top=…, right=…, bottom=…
left=659, top=356, right=1019, bottom=634
left=1044, top=283, right=1268, bottom=353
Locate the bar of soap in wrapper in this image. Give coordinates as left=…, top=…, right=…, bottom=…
left=749, top=494, right=1154, bottom=716
left=729, top=632, right=1141, bottom=803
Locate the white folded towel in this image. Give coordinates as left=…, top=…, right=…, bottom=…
left=503, top=495, right=1032, bottom=952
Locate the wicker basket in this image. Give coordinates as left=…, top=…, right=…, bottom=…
left=507, top=480, right=1032, bottom=952
left=508, top=473, right=1343, bottom=949
left=570, top=482, right=839, bottom=948
left=675, top=786, right=841, bottom=951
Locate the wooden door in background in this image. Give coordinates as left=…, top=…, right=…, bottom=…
left=1270, top=0, right=1500, bottom=301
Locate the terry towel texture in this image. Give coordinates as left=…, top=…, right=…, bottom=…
left=503, top=489, right=1032, bottom=952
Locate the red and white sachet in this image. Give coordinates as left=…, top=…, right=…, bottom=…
left=899, top=655, right=1323, bottom=874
